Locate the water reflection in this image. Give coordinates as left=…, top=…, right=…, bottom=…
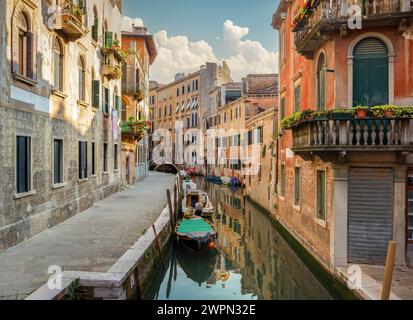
left=144, top=179, right=332, bottom=300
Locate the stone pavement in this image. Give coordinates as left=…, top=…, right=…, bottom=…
left=337, top=264, right=413, bottom=300
left=0, top=172, right=176, bottom=300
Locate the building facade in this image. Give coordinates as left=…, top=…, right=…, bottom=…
left=0, top=0, right=123, bottom=251
left=149, top=62, right=232, bottom=172
left=120, top=26, right=157, bottom=186
left=272, top=0, right=413, bottom=269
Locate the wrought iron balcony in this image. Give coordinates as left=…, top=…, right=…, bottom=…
left=294, top=0, right=413, bottom=58
left=292, top=117, right=413, bottom=159
left=54, top=1, right=88, bottom=41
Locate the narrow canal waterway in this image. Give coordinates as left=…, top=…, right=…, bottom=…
left=144, top=178, right=334, bottom=300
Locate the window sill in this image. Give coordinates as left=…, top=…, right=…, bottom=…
left=102, top=172, right=109, bottom=176
left=78, top=178, right=89, bottom=183
left=278, top=195, right=285, bottom=202
left=315, top=218, right=327, bottom=229
left=114, top=169, right=119, bottom=173
left=293, top=204, right=301, bottom=213
left=52, top=182, right=67, bottom=190
left=52, top=89, right=67, bottom=99
left=91, top=39, right=98, bottom=47
left=13, top=73, right=37, bottom=86
left=78, top=100, right=90, bottom=108
left=91, top=174, right=97, bottom=178
left=14, top=190, right=36, bottom=200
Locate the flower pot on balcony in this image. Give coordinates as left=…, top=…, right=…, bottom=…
left=384, top=110, right=394, bottom=118
left=354, top=107, right=369, bottom=119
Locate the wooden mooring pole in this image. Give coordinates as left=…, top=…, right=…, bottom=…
left=152, top=224, right=165, bottom=268
left=167, top=189, right=174, bottom=228
left=381, top=240, right=396, bottom=300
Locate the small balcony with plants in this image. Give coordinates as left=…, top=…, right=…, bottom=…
left=293, top=0, right=413, bottom=58
left=54, top=0, right=88, bottom=41
left=281, top=106, right=413, bottom=160
left=121, top=117, right=151, bottom=142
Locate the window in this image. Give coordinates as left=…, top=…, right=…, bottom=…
left=280, top=32, right=285, bottom=63
left=408, top=172, right=413, bottom=241
left=16, top=136, right=31, bottom=194
left=92, top=7, right=98, bottom=42
left=280, top=164, right=285, bottom=197
left=176, top=88, right=180, bottom=96
left=317, top=170, right=326, bottom=220
left=114, top=144, right=118, bottom=170
left=294, top=85, right=301, bottom=113
left=257, top=126, right=263, bottom=144
left=91, top=142, right=96, bottom=176
left=294, top=167, right=301, bottom=207
left=54, top=139, right=63, bottom=184
left=92, top=80, right=100, bottom=108
left=317, top=53, right=326, bottom=111
left=78, top=141, right=87, bottom=180
left=78, top=56, right=86, bottom=102
left=103, top=87, right=110, bottom=113
left=53, top=38, right=63, bottom=91
left=280, top=96, right=285, bottom=120
left=103, top=143, right=108, bottom=173
left=15, top=12, right=34, bottom=78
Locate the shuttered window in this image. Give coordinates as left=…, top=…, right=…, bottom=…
left=92, top=18, right=98, bottom=42
left=103, top=87, right=110, bottom=114
left=294, top=167, right=301, bottom=206
left=280, top=164, right=285, bottom=196
left=317, top=170, right=326, bottom=220
left=53, top=39, right=63, bottom=91
left=54, top=139, right=63, bottom=184
left=91, top=142, right=96, bottom=176
left=114, top=144, right=118, bottom=170
left=294, top=85, right=301, bottom=113
left=317, top=54, right=326, bottom=110
left=104, top=31, right=113, bottom=48
left=92, top=80, right=100, bottom=108
left=16, top=136, right=31, bottom=194
left=78, top=141, right=87, bottom=180
left=408, top=173, right=413, bottom=241
left=103, top=143, right=108, bottom=173
left=280, top=96, right=285, bottom=120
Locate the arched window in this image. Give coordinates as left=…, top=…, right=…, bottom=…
left=78, top=55, right=86, bottom=102
left=92, top=6, right=98, bottom=42
left=53, top=38, right=63, bottom=91
left=16, top=12, right=30, bottom=77
left=316, top=53, right=326, bottom=111
left=353, top=37, right=389, bottom=107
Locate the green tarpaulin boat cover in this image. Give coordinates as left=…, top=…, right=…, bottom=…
left=177, top=219, right=214, bottom=234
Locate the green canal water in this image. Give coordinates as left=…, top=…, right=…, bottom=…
left=143, top=178, right=339, bottom=300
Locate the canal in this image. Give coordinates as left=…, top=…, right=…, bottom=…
left=143, top=178, right=337, bottom=300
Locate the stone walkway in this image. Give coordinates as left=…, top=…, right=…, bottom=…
left=337, top=264, right=413, bottom=300
left=0, top=172, right=176, bottom=300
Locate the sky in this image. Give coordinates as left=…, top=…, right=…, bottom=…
left=122, top=0, right=280, bottom=83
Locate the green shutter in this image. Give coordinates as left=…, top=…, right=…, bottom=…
left=92, top=80, right=100, bottom=108
left=294, top=85, right=301, bottom=113
left=92, top=19, right=99, bottom=42
left=317, top=170, right=326, bottom=220
left=104, top=31, right=113, bottom=48
left=281, top=97, right=285, bottom=120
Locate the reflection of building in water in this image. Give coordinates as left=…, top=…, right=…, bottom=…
left=207, top=183, right=246, bottom=284
left=242, top=200, right=331, bottom=300
left=207, top=252, right=230, bottom=286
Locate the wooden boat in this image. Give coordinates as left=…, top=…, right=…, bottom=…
left=182, top=188, right=214, bottom=218
left=175, top=217, right=217, bottom=253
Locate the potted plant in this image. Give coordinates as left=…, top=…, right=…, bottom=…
left=312, top=110, right=329, bottom=120
left=330, top=108, right=355, bottom=120
left=301, top=109, right=314, bottom=121
left=353, top=106, right=369, bottom=119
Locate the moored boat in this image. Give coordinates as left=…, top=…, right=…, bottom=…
left=205, top=175, right=222, bottom=185
left=182, top=188, right=214, bottom=218
left=175, top=216, right=218, bottom=254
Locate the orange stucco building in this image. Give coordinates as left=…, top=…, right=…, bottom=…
left=272, top=0, right=413, bottom=270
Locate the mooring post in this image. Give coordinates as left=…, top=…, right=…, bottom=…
left=167, top=189, right=174, bottom=228
left=152, top=224, right=165, bottom=268
left=173, top=184, right=178, bottom=225
left=381, top=240, right=396, bottom=300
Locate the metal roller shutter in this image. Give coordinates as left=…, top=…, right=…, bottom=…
left=348, top=168, right=394, bottom=265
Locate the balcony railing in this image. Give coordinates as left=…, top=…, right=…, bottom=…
left=292, top=117, right=413, bottom=153
left=294, top=0, right=412, bottom=57
left=54, top=1, right=88, bottom=41
left=121, top=121, right=148, bottom=141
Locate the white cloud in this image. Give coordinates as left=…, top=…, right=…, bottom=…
left=121, top=16, right=144, bottom=32
left=149, top=20, right=278, bottom=83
